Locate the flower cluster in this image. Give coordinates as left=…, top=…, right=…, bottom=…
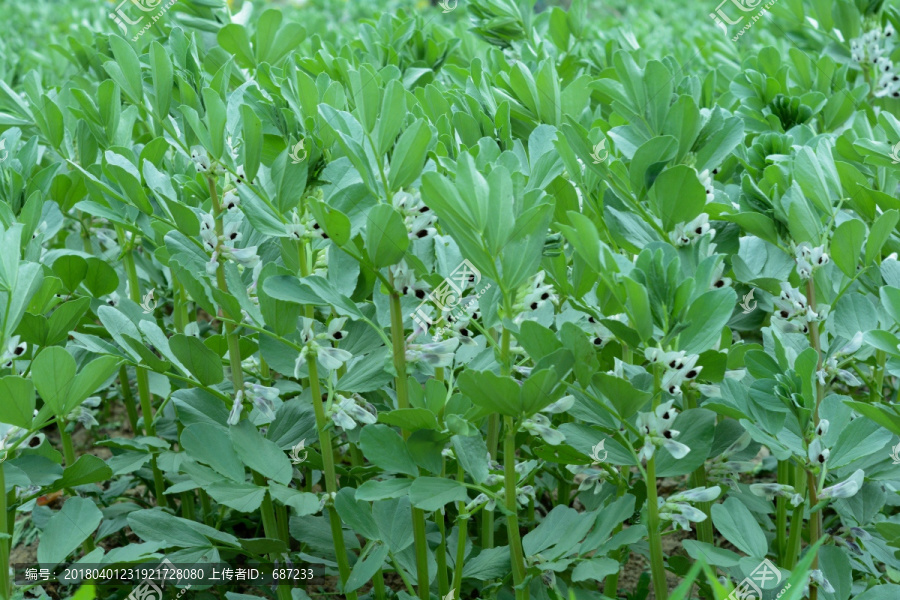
left=817, top=332, right=863, bottom=387
left=850, top=23, right=899, bottom=98
left=793, top=242, right=829, bottom=280
left=669, top=213, right=715, bottom=247
left=393, top=191, right=436, bottom=241
left=773, top=282, right=822, bottom=333
left=519, top=395, right=574, bottom=446
left=645, top=348, right=702, bottom=395
left=749, top=483, right=804, bottom=507
left=329, top=393, right=377, bottom=431
left=511, top=271, right=557, bottom=325
left=698, top=168, right=719, bottom=202
left=1, top=336, right=27, bottom=369
left=636, top=400, right=690, bottom=462
left=199, top=209, right=261, bottom=280
left=807, top=419, right=831, bottom=468
left=658, top=486, right=721, bottom=530
left=294, top=317, right=353, bottom=375
left=708, top=432, right=764, bottom=492
left=283, top=202, right=329, bottom=243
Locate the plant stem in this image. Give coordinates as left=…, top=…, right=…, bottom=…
left=389, top=284, right=430, bottom=599
left=483, top=326, right=510, bottom=549
left=118, top=366, right=139, bottom=434
left=785, top=464, right=807, bottom=570
left=200, top=490, right=212, bottom=525
left=504, top=416, right=529, bottom=600
left=58, top=422, right=76, bottom=466
left=253, top=472, right=292, bottom=600
left=646, top=455, right=669, bottom=600
left=808, top=470, right=821, bottom=600
left=776, top=460, right=789, bottom=563
left=806, top=278, right=824, bottom=596
left=117, top=226, right=168, bottom=509
left=308, top=357, right=356, bottom=600
left=452, top=464, right=467, bottom=599
left=0, top=463, right=10, bottom=600
left=646, top=363, right=668, bottom=600
left=276, top=504, right=289, bottom=544
left=373, top=569, right=387, bottom=600
left=685, top=392, right=714, bottom=545
left=207, top=176, right=245, bottom=393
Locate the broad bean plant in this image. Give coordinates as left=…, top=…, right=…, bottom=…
left=0, top=0, right=899, bottom=599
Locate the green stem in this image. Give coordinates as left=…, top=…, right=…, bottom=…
left=436, top=489, right=450, bottom=595
left=776, top=460, right=789, bottom=564
left=253, top=472, right=292, bottom=600
left=452, top=518, right=468, bottom=598
left=373, top=569, right=387, bottom=600
left=276, top=503, right=289, bottom=544
left=646, top=364, right=668, bottom=600
left=200, top=490, right=212, bottom=526
left=685, top=392, right=713, bottom=545
left=308, top=358, right=356, bottom=599
left=118, top=366, right=139, bottom=434
left=482, top=326, right=510, bottom=549
left=785, top=464, right=807, bottom=570
left=806, top=278, right=823, bottom=597
left=872, top=350, right=886, bottom=401
left=504, top=416, right=528, bottom=600
left=58, top=422, right=76, bottom=466
left=389, top=285, right=430, bottom=599
left=645, top=455, right=668, bottom=600
left=452, top=464, right=467, bottom=599
left=0, top=465, right=9, bottom=600
left=118, top=226, right=168, bottom=509
left=808, top=470, right=821, bottom=600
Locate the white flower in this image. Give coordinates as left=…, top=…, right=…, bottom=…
left=222, top=190, right=240, bottom=211
left=228, top=390, right=244, bottom=425
left=520, top=414, right=565, bottom=445
left=669, top=486, right=721, bottom=503
left=808, top=438, right=829, bottom=465
left=325, top=318, right=348, bottom=342
left=819, top=469, right=864, bottom=500
left=406, top=337, right=459, bottom=367
left=1, top=336, right=26, bottom=368
left=317, top=346, right=353, bottom=371
left=329, top=394, right=377, bottom=430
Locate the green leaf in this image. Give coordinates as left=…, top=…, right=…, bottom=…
left=359, top=424, right=418, bottom=476
left=591, top=372, right=651, bottom=420
left=37, top=497, right=103, bottom=565
left=128, top=507, right=239, bottom=548
left=240, top=104, right=262, bottom=182
left=149, top=41, right=173, bottom=119
left=365, top=204, right=408, bottom=268
left=65, top=355, right=121, bottom=414
left=711, top=497, right=767, bottom=557
left=231, top=420, right=293, bottom=485
left=106, top=36, right=143, bottom=103
left=650, top=165, right=706, bottom=231
left=408, top=477, right=468, bottom=511
left=346, top=542, right=390, bottom=593
left=679, top=288, right=737, bottom=354
left=180, top=423, right=245, bottom=481
left=169, top=334, right=224, bottom=386
left=0, top=376, right=34, bottom=428
left=866, top=209, right=899, bottom=265
left=206, top=480, right=266, bottom=512
left=388, top=119, right=433, bottom=191
left=32, top=347, right=75, bottom=415
left=831, top=219, right=866, bottom=277
left=52, top=455, right=113, bottom=491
